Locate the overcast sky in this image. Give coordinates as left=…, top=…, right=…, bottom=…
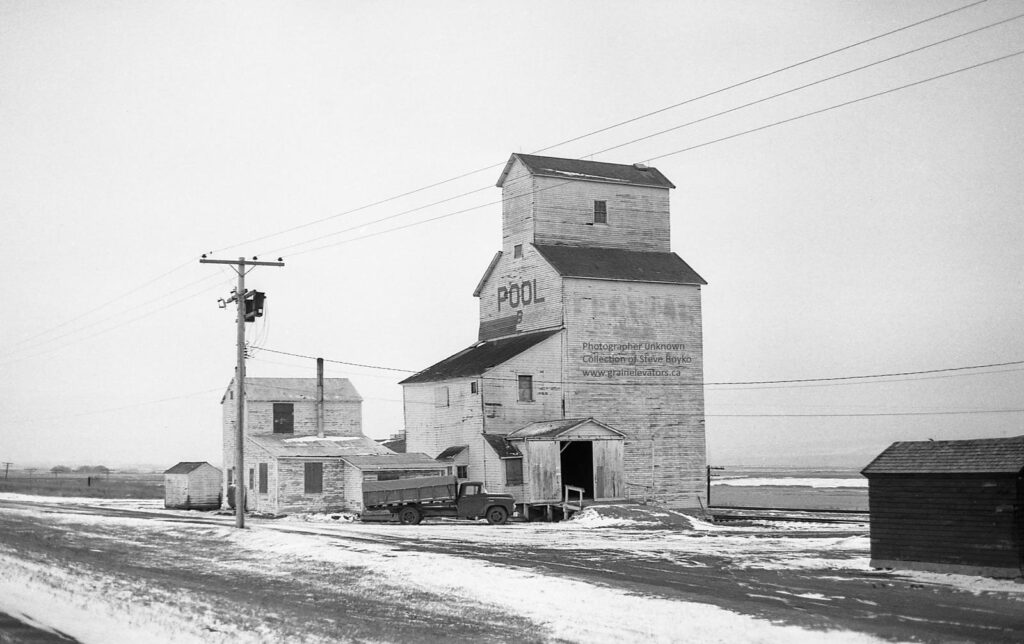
left=2, top=1, right=1022, bottom=469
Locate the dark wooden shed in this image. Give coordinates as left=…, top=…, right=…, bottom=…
left=861, top=435, right=1024, bottom=578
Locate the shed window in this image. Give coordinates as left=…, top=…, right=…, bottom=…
left=435, top=386, right=449, bottom=407
left=513, top=244, right=523, bottom=258
left=518, top=375, right=533, bottom=402
left=377, top=471, right=400, bottom=481
left=304, top=462, right=323, bottom=494
left=248, top=468, right=254, bottom=490
left=505, top=458, right=523, bottom=486
left=470, top=381, right=478, bottom=394
left=273, top=403, right=294, bottom=434
left=227, top=467, right=233, bottom=486
left=456, top=465, right=468, bottom=479
left=258, top=463, right=268, bottom=493
left=594, top=200, right=607, bottom=224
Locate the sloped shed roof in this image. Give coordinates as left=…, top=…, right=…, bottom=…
left=435, top=445, right=469, bottom=461
left=497, top=154, right=675, bottom=189
left=399, top=329, right=561, bottom=385
left=341, top=453, right=443, bottom=471
left=483, top=434, right=522, bottom=458
left=506, top=418, right=625, bottom=440
left=862, top=435, right=1024, bottom=476
left=164, top=461, right=216, bottom=475
left=534, top=245, right=706, bottom=286
left=248, top=434, right=389, bottom=458
left=222, top=377, right=362, bottom=404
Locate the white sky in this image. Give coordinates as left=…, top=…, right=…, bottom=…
left=1, top=1, right=1022, bottom=469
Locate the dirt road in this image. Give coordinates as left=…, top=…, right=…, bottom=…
left=1, top=497, right=1021, bottom=642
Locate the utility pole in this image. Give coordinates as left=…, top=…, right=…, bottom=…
left=200, top=255, right=284, bottom=528
left=2, top=462, right=11, bottom=480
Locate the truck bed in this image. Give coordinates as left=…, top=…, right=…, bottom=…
left=362, top=475, right=458, bottom=508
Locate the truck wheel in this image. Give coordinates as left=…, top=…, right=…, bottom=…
left=398, top=506, right=421, bottom=525
left=486, top=506, right=508, bottom=525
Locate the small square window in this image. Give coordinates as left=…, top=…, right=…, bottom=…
left=513, top=244, right=523, bottom=258
left=273, top=403, right=294, bottom=434
left=456, top=465, right=468, bottom=479
left=470, top=381, right=478, bottom=394
left=505, top=459, right=523, bottom=486
left=518, top=375, right=533, bottom=402
left=594, top=200, right=607, bottom=224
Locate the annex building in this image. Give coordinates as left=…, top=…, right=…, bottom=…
left=400, top=153, right=708, bottom=513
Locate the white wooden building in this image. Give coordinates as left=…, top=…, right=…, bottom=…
left=401, top=154, right=708, bottom=513
left=222, top=377, right=441, bottom=515
left=164, top=461, right=222, bottom=510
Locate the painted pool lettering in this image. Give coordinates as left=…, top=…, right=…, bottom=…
left=497, top=279, right=545, bottom=311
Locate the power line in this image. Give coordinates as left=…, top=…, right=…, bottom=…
left=4, top=387, right=224, bottom=425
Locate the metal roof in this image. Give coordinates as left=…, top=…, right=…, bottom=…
left=506, top=418, right=625, bottom=440
left=861, top=435, right=1024, bottom=476
left=221, top=377, right=362, bottom=404
left=482, top=434, right=522, bottom=458
left=341, top=453, right=444, bottom=471
left=164, top=461, right=216, bottom=475
left=435, top=445, right=469, bottom=461
left=247, top=434, right=389, bottom=458
left=497, top=153, right=675, bottom=189
left=399, top=328, right=561, bottom=385
left=534, top=245, right=707, bottom=286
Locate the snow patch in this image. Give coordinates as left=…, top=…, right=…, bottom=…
left=718, top=477, right=867, bottom=488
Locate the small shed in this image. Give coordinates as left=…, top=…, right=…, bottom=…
left=861, top=435, right=1024, bottom=578
left=164, top=461, right=222, bottom=510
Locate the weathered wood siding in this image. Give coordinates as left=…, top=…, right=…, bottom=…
left=275, top=458, right=346, bottom=514
left=563, top=279, right=706, bottom=506
left=593, top=440, right=624, bottom=500
left=477, top=243, right=563, bottom=339
left=531, top=175, right=671, bottom=252
left=164, top=463, right=221, bottom=510
left=480, top=333, right=564, bottom=436
left=867, top=474, right=1023, bottom=576
left=248, top=442, right=276, bottom=514
left=501, top=159, right=536, bottom=251
left=523, top=441, right=561, bottom=502
left=404, top=377, right=483, bottom=476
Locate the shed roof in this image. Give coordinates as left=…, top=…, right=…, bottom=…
left=341, top=453, right=443, bottom=471
left=221, top=377, right=362, bottom=404
left=435, top=445, right=469, bottom=461
left=862, top=435, right=1024, bottom=475
left=497, top=153, right=675, bottom=189
left=506, top=418, right=625, bottom=440
left=164, top=461, right=215, bottom=475
left=247, top=434, right=389, bottom=458
left=534, top=245, right=706, bottom=285
left=483, top=434, right=522, bottom=458
left=399, top=328, right=561, bottom=385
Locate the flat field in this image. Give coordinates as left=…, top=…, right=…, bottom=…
left=0, top=472, right=163, bottom=499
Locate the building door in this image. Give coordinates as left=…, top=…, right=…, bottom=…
left=560, top=441, right=594, bottom=499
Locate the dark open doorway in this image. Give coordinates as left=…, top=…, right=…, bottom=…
left=560, top=440, right=593, bottom=498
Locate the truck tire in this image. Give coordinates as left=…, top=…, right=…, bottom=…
left=486, top=506, right=508, bottom=525
left=398, top=506, right=422, bottom=525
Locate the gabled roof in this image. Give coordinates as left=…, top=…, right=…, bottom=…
left=164, top=461, right=215, bottom=475
left=341, top=453, right=443, bottom=471
left=506, top=418, right=626, bottom=440
left=497, top=154, right=675, bottom=189
left=861, top=435, right=1024, bottom=476
left=534, top=245, right=706, bottom=286
left=221, top=378, right=362, bottom=404
left=483, top=434, right=522, bottom=459
left=399, top=328, right=561, bottom=385
left=247, top=434, right=389, bottom=458
left=435, top=445, right=469, bottom=461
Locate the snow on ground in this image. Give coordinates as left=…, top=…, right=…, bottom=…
left=717, top=478, right=867, bottom=488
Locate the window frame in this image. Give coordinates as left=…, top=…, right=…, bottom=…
left=593, top=200, right=608, bottom=225
left=517, top=374, right=534, bottom=402
left=456, top=465, right=468, bottom=479
left=273, top=402, right=294, bottom=434
left=513, top=244, right=523, bottom=258
left=258, top=463, right=268, bottom=494
left=304, top=462, right=324, bottom=494
left=435, top=385, right=450, bottom=408
left=504, top=458, right=524, bottom=486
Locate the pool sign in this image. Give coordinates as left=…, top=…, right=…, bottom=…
left=497, top=279, right=545, bottom=312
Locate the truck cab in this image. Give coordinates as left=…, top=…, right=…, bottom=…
left=456, top=482, right=513, bottom=523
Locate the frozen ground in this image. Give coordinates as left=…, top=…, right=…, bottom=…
left=0, top=493, right=1021, bottom=643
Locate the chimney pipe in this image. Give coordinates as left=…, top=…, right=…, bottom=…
left=316, top=357, right=325, bottom=438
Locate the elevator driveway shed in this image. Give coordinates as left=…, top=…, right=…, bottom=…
left=506, top=418, right=625, bottom=507
left=861, top=434, right=1024, bottom=578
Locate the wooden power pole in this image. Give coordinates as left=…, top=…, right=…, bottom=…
left=200, top=255, right=284, bottom=528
